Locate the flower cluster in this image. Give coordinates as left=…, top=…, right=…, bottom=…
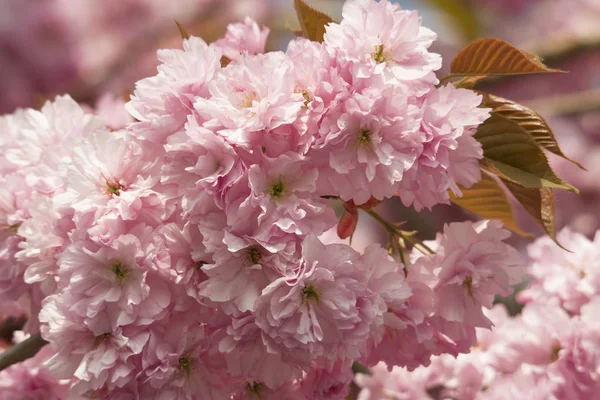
left=0, top=0, right=522, bottom=399
left=356, top=227, right=600, bottom=400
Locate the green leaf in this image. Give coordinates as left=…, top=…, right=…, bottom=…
left=294, top=0, right=336, bottom=43
left=450, top=172, right=533, bottom=237
left=502, top=179, right=569, bottom=250
left=476, top=114, right=578, bottom=193
left=174, top=20, right=190, bottom=40
left=449, top=38, right=564, bottom=77
left=480, top=92, right=585, bottom=170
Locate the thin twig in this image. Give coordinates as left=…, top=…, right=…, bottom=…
left=0, top=333, right=48, bottom=372
left=365, top=210, right=435, bottom=255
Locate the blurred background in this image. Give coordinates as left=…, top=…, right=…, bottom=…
left=0, top=0, right=598, bottom=247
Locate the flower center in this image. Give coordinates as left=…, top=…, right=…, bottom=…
left=268, top=178, right=286, bottom=200
left=246, top=381, right=263, bottom=397
left=550, top=345, right=561, bottom=362
left=248, top=246, right=261, bottom=265
left=179, top=356, right=191, bottom=376
left=302, top=284, right=320, bottom=303
left=93, top=332, right=111, bottom=348
left=358, top=128, right=371, bottom=146
left=463, top=276, right=474, bottom=297
left=240, top=92, right=258, bottom=109
left=372, top=44, right=391, bottom=64
left=112, top=261, right=129, bottom=282
left=102, top=173, right=125, bottom=196
left=195, top=261, right=206, bottom=270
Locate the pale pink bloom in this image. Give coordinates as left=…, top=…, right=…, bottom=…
left=17, top=197, right=73, bottom=297
left=366, top=269, right=447, bottom=370
left=355, top=362, right=431, bottom=400
left=195, top=52, right=304, bottom=147
left=40, top=292, right=149, bottom=392
left=431, top=220, right=523, bottom=329
left=56, top=228, right=171, bottom=328
left=286, top=38, right=350, bottom=155
left=161, top=115, right=243, bottom=213
left=397, top=85, right=490, bottom=210
left=198, top=234, right=277, bottom=315
left=230, top=380, right=305, bottom=400
left=140, top=314, right=231, bottom=400
left=311, top=86, right=422, bottom=204
left=215, top=17, right=270, bottom=62
left=300, top=361, right=353, bottom=400
left=324, top=0, right=441, bottom=93
left=481, top=366, right=556, bottom=400
left=152, top=222, right=210, bottom=293
left=255, top=234, right=407, bottom=367
left=551, top=297, right=600, bottom=398
left=59, top=130, right=164, bottom=227
left=3, top=96, right=105, bottom=197
left=486, top=302, right=570, bottom=373
left=93, top=93, right=134, bottom=131
left=218, top=313, right=302, bottom=388
left=518, top=228, right=600, bottom=313
left=0, top=109, right=30, bottom=175
left=127, top=36, right=222, bottom=144
left=241, top=152, right=337, bottom=241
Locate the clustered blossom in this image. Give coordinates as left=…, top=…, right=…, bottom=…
left=356, top=227, right=600, bottom=400
left=0, top=1, right=525, bottom=399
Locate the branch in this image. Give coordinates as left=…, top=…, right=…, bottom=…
left=365, top=210, right=435, bottom=255
left=0, top=333, right=48, bottom=372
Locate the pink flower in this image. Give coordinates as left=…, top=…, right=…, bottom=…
left=92, top=93, right=134, bottom=131
left=430, top=220, right=523, bottom=329
left=355, top=362, right=430, bottom=400
left=18, top=197, right=72, bottom=297
left=255, top=234, right=408, bottom=367
left=300, top=361, right=353, bottom=400
left=286, top=38, right=350, bottom=156
left=40, top=292, right=149, bottom=392
left=198, top=234, right=282, bottom=315
left=397, top=84, right=490, bottom=210
left=58, top=130, right=164, bottom=228
left=195, top=52, right=304, bottom=147
left=324, top=0, right=441, bottom=93
left=240, top=152, right=337, bottom=241
left=551, top=297, right=600, bottom=397
left=218, top=313, right=302, bottom=388
left=140, top=313, right=231, bottom=400
left=215, top=17, right=270, bottom=62
left=127, top=36, right=222, bottom=144
left=311, top=86, right=422, bottom=204
left=518, top=228, right=600, bottom=313
left=161, top=115, right=243, bottom=215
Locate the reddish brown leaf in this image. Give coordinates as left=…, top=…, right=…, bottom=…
left=294, top=0, right=336, bottom=43
left=502, top=179, right=569, bottom=250
left=450, top=38, right=564, bottom=76
left=450, top=172, right=532, bottom=237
